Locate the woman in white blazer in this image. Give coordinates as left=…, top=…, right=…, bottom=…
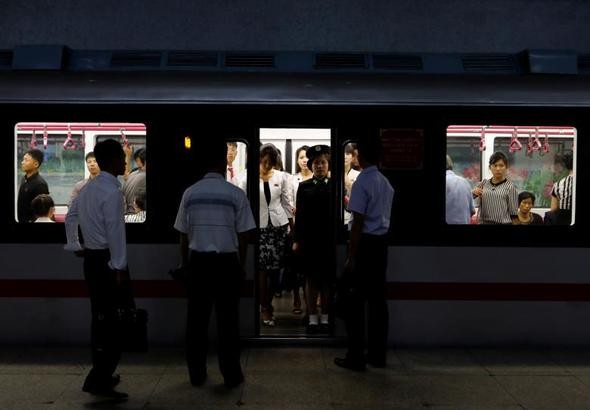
left=259, top=143, right=294, bottom=326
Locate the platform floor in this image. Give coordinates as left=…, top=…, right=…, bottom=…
left=3, top=346, right=590, bottom=409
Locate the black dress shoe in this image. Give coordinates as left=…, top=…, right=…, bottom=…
left=334, top=357, right=366, bottom=372
left=224, top=374, right=244, bottom=389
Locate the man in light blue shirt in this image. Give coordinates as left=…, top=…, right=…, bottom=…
left=335, top=138, right=394, bottom=372
left=445, top=155, right=475, bottom=224
left=65, top=139, right=129, bottom=399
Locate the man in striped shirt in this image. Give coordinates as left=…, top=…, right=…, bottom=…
left=174, top=139, right=256, bottom=389
left=548, top=152, right=574, bottom=225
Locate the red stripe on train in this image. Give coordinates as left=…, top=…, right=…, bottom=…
left=1, top=280, right=590, bottom=301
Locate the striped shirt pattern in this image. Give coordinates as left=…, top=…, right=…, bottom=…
left=476, top=179, right=518, bottom=225
left=551, top=175, right=573, bottom=210
left=174, top=173, right=256, bottom=253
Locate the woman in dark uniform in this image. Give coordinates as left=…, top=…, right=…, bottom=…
left=292, top=145, right=334, bottom=333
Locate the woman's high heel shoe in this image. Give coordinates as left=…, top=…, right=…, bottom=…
left=261, top=308, right=275, bottom=327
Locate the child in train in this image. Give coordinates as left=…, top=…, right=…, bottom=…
left=32, top=194, right=55, bottom=223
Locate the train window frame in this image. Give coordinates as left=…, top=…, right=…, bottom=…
left=446, top=125, right=577, bottom=226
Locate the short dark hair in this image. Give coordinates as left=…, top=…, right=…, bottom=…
left=227, top=141, right=238, bottom=148
left=31, top=194, right=54, bottom=217
left=260, top=143, right=280, bottom=168
left=295, top=145, right=309, bottom=173
left=85, top=151, right=95, bottom=161
left=344, top=142, right=357, bottom=155
left=357, top=138, right=380, bottom=164
left=94, top=139, right=123, bottom=169
left=489, top=151, right=508, bottom=167
left=518, top=191, right=536, bottom=205
left=134, top=148, right=146, bottom=165
left=134, top=189, right=146, bottom=211
left=25, top=149, right=44, bottom=166
left=199, top=138, right=227, bottom=170
left=555, top=152, right=573, bottom=171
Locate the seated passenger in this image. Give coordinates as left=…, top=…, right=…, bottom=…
left=32, top=194, right=55, bottom=223
left=124, top=190, right=146, bottom=223
left=69, top=151, right=100, bottom=205
left=514, top=191, right=543, bottom=225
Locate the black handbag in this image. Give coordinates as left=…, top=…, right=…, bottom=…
left=112, top=270, right=149, bottom=352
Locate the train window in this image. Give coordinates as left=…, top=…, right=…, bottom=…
left=14, top=122, right=147, bottom=223
left=446, top=125, right=576, bottom=225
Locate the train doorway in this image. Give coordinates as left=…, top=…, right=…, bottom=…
left=257, top=128, right=333, bottom=337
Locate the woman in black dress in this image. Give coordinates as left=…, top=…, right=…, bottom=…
left=292, top=145, right=334, bottom=333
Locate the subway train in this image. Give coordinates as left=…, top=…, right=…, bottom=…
left=2, top=51, right=590, bottom=346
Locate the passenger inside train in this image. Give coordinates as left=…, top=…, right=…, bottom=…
left=258, top=128, right=333, bottom=336
left=14, top=122, right=147, bottom=223
left=446, top=125, right=576, bottom=225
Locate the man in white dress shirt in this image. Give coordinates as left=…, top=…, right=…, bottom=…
left=335, top=138, right=394, bottom=372
left=175, top=139, right=256, bottom=388
left=65, top=139, right=129, bottom=399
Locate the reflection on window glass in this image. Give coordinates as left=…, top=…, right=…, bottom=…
left=225, top=141, right=248, bottom=192
left=15, top=122, right=147, bottom=223
left=446, top=125, right=576, bottom=225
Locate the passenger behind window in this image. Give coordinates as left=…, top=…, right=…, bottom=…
left=343, top=143, right=360, bottom=226
left=124, top=189, right=146, bottom=223
left=32, top=194, right=55, bottom=223
left=514, top=191, right=543, bottom=225
left=122, top=147, right=146, bottom=214
left=69, top=151, right=100, bottom=205
left=445, top=154, right=475, bottom=224
left=17, top=148, right=50, bottom=223
left=472, top=151, right=518, bottom=225
left=226, top=142, right=247, bottom=191
left=546, top=152, right=574, bottom=225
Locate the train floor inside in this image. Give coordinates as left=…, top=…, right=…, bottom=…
left=2, top=346, right=590, bottom=408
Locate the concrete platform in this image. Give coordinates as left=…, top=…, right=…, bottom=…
left=2, top=346, right=590, bottom=409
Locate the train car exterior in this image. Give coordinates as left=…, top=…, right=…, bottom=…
left=1, top=69, right=590, bottom=346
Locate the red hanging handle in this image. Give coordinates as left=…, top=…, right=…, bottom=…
left=509, top=129, right=522, bottom=153
left=63, top=124, right=77, bottom=150
left=43, top=125, right=48, bottom=150
left=29, top=130, right=37, bottom=149
left=542, top=133, right=550, bottom=153
left=479, top=127, right=486, bottom=152
left=527, top=128, right=542, bottom=154
left=120, top=128, right=129, bottom=146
